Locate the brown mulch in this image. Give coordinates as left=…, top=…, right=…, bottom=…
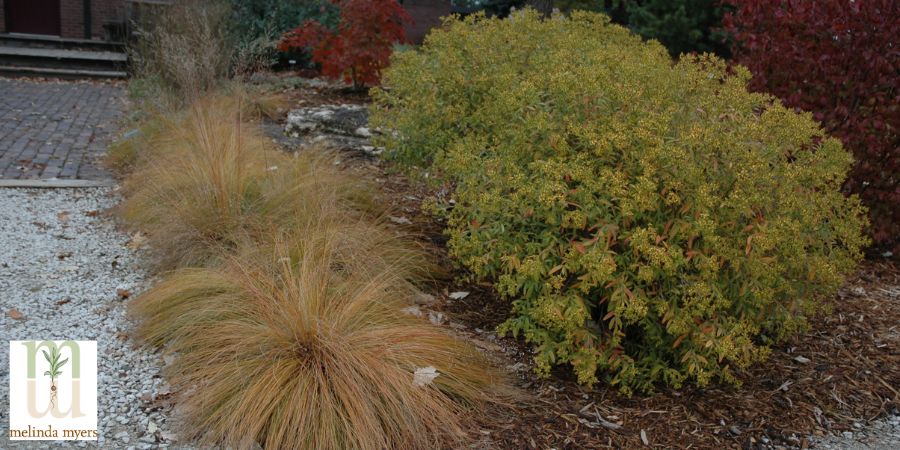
left=270, top=80, right=900, bottom=450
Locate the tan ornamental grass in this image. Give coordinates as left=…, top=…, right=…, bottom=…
left=131, top=226, right=504, bottom=449
left=116, top=95, right=377, bottom=270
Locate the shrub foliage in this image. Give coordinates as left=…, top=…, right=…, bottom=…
left=724, top=0, right=900, bottom=253
left=554, top=1, right=731, bottom=57
left=278, top=0, right=410, bottom=88
left=372, top=11, right=868, bottom=393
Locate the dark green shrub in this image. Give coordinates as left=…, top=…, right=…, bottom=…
left=371, top=11, right=868, bottom=393
left=553, top=1, right=730, bottom=57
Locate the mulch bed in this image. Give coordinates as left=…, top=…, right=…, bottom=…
left=269, top=78, right=899, bottom=450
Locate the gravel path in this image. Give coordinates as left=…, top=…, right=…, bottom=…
left=0, top=188, right=179, bottom=449
left=810, top=415, right=900, bottom=449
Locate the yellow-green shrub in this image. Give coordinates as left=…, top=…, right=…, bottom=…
left=371, top=10, right=869, bottom=393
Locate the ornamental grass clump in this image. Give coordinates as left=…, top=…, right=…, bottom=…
left=116, top=95, right=378, bottom=270
left=130, top=227, right=502, bottom=449
left=372, top=10, right=869, bottom=393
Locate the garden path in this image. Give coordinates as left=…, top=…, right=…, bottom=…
left=0, top=78, right=124, bottom=180
left=0, top=77, right=182, bottom=448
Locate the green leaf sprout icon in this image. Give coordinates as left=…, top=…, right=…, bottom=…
left=43, top=347, right=68, bottom=408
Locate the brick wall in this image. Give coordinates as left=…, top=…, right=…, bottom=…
left=1, top=0, right=125, bottom=39
left=91, top=0, right=126, bottom=39
left=0, top=1, right=6, bottom=34
left=60, top=0, right=84, bottom=38
left=402, top=0, right=451, bottom=44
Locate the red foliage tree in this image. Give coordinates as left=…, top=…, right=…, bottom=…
left=278, top=0, right=411, bottom=88
left=724, top=0, right=900, bottom=254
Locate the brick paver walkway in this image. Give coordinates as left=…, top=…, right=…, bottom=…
left=0, top=78, right=126, bottom=180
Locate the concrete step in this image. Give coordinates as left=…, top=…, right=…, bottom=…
left=0, top=33, right=125, bottom=52
left=0, top=45, right=127, bottom=74
left=0, top=65, right=127, bottom=79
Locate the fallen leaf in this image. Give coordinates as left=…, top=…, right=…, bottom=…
left=8, top=309, right=24, bottom=320
left=57, top=211, right=70, bottom=222
left=388, top=216, right=412, bottom=225
left=413, top=366, right=439, bottom=387
left=56, top=298, right=71, bottom=306
left=161, top=431, right=178, bottom=442
left=84, top=210, right=100, bottom=217
left=57, top=252, right=73, bottom=260
left=413, top=292, right=437, bottom=306
left=117, top=288, right=131, bottom=299
left=428, top=311, right=445, bottom=325
left=127, top=232, right=147, bottom=249
left=401, top=305, right=423, bottom=318
left=449, top=291, right=470, bottom=300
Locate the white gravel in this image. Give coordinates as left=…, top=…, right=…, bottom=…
left=0, top=188, right=180, bottom=449
left=810, top=414, right=900, bottom=449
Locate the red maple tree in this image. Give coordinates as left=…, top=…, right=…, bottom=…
left=724, top=0, right=899, bottom=254
left=279, top=0, right=411, bottom=88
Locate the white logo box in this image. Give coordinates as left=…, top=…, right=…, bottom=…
left=8, top=340, right=98, bottom=440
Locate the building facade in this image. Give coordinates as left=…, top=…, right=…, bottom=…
left=401, top=0, right=451, bottom=44
left=1, top=0, right=128, bottom=41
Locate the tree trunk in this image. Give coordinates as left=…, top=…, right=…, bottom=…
left=525, top=0, right=554, bottom=16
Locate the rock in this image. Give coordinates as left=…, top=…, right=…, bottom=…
left=282, top=104, right=384, bottom=156
left=285, top=104, right=368, bottom=138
